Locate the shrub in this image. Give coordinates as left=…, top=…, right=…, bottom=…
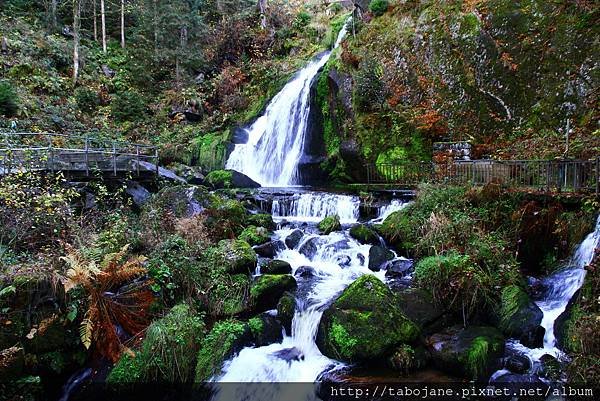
left=354, top=59, right=385, bottom=111
left=369, top=0, right=389, bottom=17
left=111, top=90, right=146, bottom=122
left=293, top=11, right=311, bottom=30
left=239, top=226, right=270, bottom=246
left=75, top=87, right=99, bottom=113
left=0, top=81, right=18, bottom=117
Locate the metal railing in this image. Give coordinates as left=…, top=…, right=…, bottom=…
left=0, top=132, right=159, bottom=178
left=367, top=159, right=600, bottom=194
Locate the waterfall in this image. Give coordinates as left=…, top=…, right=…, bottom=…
left=225, top=21, right=350, bottom=187
left=498, top=215, right=600, bottom=375
left=272, top=192, right=360, bottom=224
left=370, top=199, right=408, bottom=223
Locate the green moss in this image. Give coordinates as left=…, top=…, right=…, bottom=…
left=106, top=352, right=143, bottom=383
left=498, top=285, right=530, bottom=329
left=248, top=317, right=264, bottom=338
left=208, top=239, right=257, bottom=275
left=330, top=322, right=358, bottom=360
left=191, top=132, right=229, bottom=172
left=369, top=0, right=389, bottom=17
left=250, top=275, right=297, bottom=309
left=318, top=215, right=341, bottom=234
left=195, top=320, right=249, bottom=382
left=247, top=214, right=276, bottom=230
left=239, top=226, right=271, bottom=246
left=205, top=170, right=233, bottom=189
left=466, top=337, right=490, bottom=378
left=349, top=224, right=379, bottom=245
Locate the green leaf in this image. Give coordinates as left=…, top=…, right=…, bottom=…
left=0, top=285, right=16, bottom=299
left=67, top=305, right=78, bottom=322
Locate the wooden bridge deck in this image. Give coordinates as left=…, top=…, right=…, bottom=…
left=0, top=132, right=159, bottom=181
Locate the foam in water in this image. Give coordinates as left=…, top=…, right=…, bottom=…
left=225, top=21, right=350, bottom=187
left=370, top=199, right=408, bottom=223
left=272, top=192, right=360, bottom=224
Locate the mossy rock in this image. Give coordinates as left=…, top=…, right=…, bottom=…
left=395, top=288, right=448, bottom=333
left=316, top=275, right=419, bottom=362
left=496, top=285, right=544, bottom=348
left=108, top=303, right=204, bottom=383
left=248, top=313, right=283, bottom=347
left=368, top=245, right=394, bottom=272
left=247, top=214, right=276, bottom=230
left=207, top=239, right=257, bottom=275
left=143, top=185, right=211, bottom=219
left=25, top=315, right=69, bottom=354
left=260, top=260, right=292, bottom=275
left=195, top=320, right=252, bottom=382
left=239, top=226, right=271, bottom=246
left=379, top=210, right=413, bottom=252
left=276, top=292, right=296, bottom=333
left=349, top=224, right=379, bottom=245
left=427, top=326, right=505, bottom=380
left=204, top=170, right=260, bottom=189
left=318, top=215, right=341, bottom=234
left=250, top=275, right=297, bottom=313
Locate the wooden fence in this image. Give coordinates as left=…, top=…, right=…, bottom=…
left=0, top=132, right=159, bottom=179
left=367, top=159, right=600, bottom=194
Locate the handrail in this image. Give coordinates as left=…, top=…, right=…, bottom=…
left=0, top=131, right=157, bottom=149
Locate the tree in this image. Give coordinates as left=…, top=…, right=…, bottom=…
left=120, top=0, right=125, bottom=48
left=73, top=0, right=81, bottom=84
left=93, top=0, right=98, bottom=41
left=101, top=0, right=107, bottom=52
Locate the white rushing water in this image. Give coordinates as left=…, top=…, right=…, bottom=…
left=370, top=199, right=408, bottom=223
left=498, top=215, right=600, bottom=376
left=272, top=192, right=360, bottom=224
left=225, top=21, right=350, bottom=187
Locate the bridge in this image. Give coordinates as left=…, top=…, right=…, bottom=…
left=0, top=132, right=159, bottom=181
left=366, top=159, right=600, bottom=195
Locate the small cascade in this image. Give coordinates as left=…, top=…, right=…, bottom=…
left=272, top=192, right=360, bottom=224
left=370, top=199, right=408, bottom=223
left=58, top=368, right=92, bottom=401
left=496, top=215, right=600, bottom=378
left=225, top=21, right=350, bottom=187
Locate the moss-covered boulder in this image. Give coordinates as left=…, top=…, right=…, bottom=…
left=247, top=213, right=276, bottom=230
left=195, top=320, right=252, bottom=382
left=277, top=292, right=296, bottom=333
left=349, top=224, right=379, bottom=245
left=260, top=260, right=292, bottom=275
left=250, top=275, right=297, bottom=313
left=426, top=326, right=505, bottom=380
left=108, top=303, right=204, bottom=383
left=239, top=226, right=271, bottom=246
left=204, top=170, right=260, bottom=189
left=379, top=210, right=413, bottom=252
left=395, top=288, right=448, bottom=333
left=496, top=285, right=544, bottom=348
left=207, top=239, right=257, bottom=275
left=318, top=215, right=341, bottom=234
left=316, top=275, right=419, bottom=362
left=249, top=313, right=283, bottom=347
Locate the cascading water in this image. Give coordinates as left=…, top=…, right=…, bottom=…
left=272, top=192, right=360, bottom=224
left=496, top=215, right=600, bottom=378
left=370, top=199, right=408, bottom=223
left=211, top=195, right=396, bottom=401
left=225, top=21, right=350, bottom=187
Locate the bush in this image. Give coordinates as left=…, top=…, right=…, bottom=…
left=369, top=0, right=389, bottom=17
left=354, top=59, right=385, bottom=111
left=111, top=90, right=146, bottom=122
left=75, top=87, right=99, bottom=113
left=293, top=11, right=311, bottom=30
left=0, top=81, right=18, bottom=117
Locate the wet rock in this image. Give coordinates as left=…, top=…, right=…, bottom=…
left=491, top=373, right=548, bottom=399
left=125, top=181, right=151, bottom=207
left=249, top=313, right=283, bottom=347
left=318, top=215, right=341, bottom=234
left=317, top=275, right=419, bottom=362
left=250, top=275, right=297, bottom=313
left=205, top=170, right=261, bottom=189
left=349, top=224, right=380, bottom=245
left=213, top=239, right=257, bottom=275
left=357, top=253, right=366, bottom=266
left=277, top=292, right=296, bottom=333
left=496, top=285, right=544, bottom=348
left=503, top=352, right=531, bottom=374
left=285, top=229, right=304, bottom=249
left=261, top=260, right=292, bottom=275
left=368, top=246, right=394, bottom=272
left=272, top=347, right=304, bottom=363
left=254, top=240, right=286, bottom=258
left=385, top=258, right=414, bottom=278
left=324, top=240, right=350, bottom=253
left=231, top=127, right=249, bottom=144
left=299, top=237, right=322, bottom=259
left=396, top=288, right=445, bottom=332
left=539, top=354, right=562, bottom=381
left=295, top=266, right=316, bottom=278
left=427, top=326, right=505, bottom=380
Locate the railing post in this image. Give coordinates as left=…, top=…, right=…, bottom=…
left=48, top=134, right=54, bottom=173
left=112, top=141, right=117, bottom=176
left=85, top=135, right=89, bottom=177
left=596, top=157, right=599, bottom=197
left=546, top=160, right=551, bottom=192
left=155, top=148, right=159, bottom=177
left=136, top=145, right=140, bottom=176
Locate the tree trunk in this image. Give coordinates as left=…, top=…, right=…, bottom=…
left=101, top=0, right=107, bottom=53
left=51, top=0, right=58, bottom=31
left=176, top=25, right=188, bottom=86
left=120, top=0, right=125, bottom=48
left=93, top=0, right=98, bottom=41
left=73, top=0, right=81, bottom=85
left=153, top=0, right=159, bottom=56
left=258, top=0, right=267, bottom=29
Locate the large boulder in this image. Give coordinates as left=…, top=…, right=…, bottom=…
left=208, top=239, right=257, bottom=275
left=250, top=275, right=297, bottom=313
left=317, top=275, right=419, bottom=362
left=276, top=292, right=296, bottom=333
left=299, top=237, right=323, bottom=259
left=427, top=326, right=505, bottom=380
left=260, top=260, right=292, bottom=275
left=249, top=313, right=284, bottom=347
left=368, top=246, right=394, bottom=272
left=204, top=169, right=260, bottom=189
left=254, top=240, right=286, bottom=258
left=349, top=224, right=379, bottom=245
left=496, top=285, right=544, bottom=348
left=395, top=288, right=447, bottom=333
left=318, top=215, right=341, bottom=234
left=239, top=226, right=271, bottom=246
left=285, top=229, right=304, bottom=249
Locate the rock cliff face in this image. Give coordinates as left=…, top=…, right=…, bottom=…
left=317, top=0, right=599, bottom=182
